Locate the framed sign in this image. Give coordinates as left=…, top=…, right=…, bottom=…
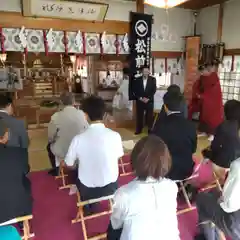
left=22, top=0, right=109, bottom=22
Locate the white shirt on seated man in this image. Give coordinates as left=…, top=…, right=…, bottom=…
left=65, top=95, right=124, bottom=215
left=48, top=92, right=88, bottom=168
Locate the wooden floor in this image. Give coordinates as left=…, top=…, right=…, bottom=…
left=28, top=127, right=210, bottom=172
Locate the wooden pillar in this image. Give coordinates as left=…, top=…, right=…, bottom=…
left=136, top=0, right=144, bottom=13
left=217, top=3, right=224, bottom=42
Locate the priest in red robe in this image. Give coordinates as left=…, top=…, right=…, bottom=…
left=189, top=63, right=224, bottom=137
left=199, top=63, right=224, bottom=134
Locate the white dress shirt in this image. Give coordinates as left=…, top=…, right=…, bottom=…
left=65, top=123, right=124, bottom=187
left=220, top=158, right=240, bottom=213
left=48, top=106, right=88, bottom=163
left=110, top=177, right=180, bottom=240
left=143, top=77, right=147, bottom=90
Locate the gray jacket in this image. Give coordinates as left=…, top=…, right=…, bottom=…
left=48, top=106, right=88, bottom=159
left=0, top=111, right=29, bottom=148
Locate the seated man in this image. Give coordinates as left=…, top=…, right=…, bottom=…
left=157, top=84, right=188, bottom=122
left=47, top=92, right=88, bottom=176
left=0, top=118, right=32, bottom=226
left=152, top=91, right=197, bottom=181
left=202, top=99, right=240, bottom=183
left=0, top=94, right=28, bottom=148
left=65, top=96, right=124, bottom=214
left=195, top=157, right=240, bottom=240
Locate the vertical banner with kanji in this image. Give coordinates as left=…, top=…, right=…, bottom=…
left=129, top=12, right=153, bottom=100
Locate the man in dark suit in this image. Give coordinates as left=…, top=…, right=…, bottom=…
left=0, top=94, right=29, bottom=148
left=133, top=67, right=156, bottom=134
left=152, top=91, right=197, bottom=180
left=0, top=119, right=32, bottom=225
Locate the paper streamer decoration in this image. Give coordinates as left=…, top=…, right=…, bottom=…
left=19, top=26, right=28, bottom=54
left=46, top=28, right=54, bottom=52
left=123, top=33, right=129, bottom=52
left=75, top=30, right=83, bottom=52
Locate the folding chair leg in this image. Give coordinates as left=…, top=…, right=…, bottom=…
left=80, top=206, right=88, bottom=240
left=22, top=220, right=30, bottom=240
left=120, top=157, right=125, bottom=174
left=77, top=190, right=81, bottom=203
left=180, top=182, right=192, bottom=208
left=213, top=172, right=223, bottom=192
left=72, top=206, right=83, bottom=224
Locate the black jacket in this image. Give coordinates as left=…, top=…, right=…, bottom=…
left=152, top=113, right=197, bottom=180
left=133, top=76, right=156, bottom=103
left=203, top=120, right=240, bottom=168
left=0, top=145, right=32, bottom=223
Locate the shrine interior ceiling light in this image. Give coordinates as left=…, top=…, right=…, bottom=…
left=144, top=0, right=189, bottom=9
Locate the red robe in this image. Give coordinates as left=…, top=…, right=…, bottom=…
left=199, top=72, right=224, bottom=131
left=188, top=76, right=202, bottom=118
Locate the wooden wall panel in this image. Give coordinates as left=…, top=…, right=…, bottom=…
left=0, top=12, right=129, bottom=34
left=152, top=51, right=182, bottom=58
left=225, top=49, right=240, bottom=56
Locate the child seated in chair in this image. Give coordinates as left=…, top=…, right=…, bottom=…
left=107, top=135, right=180, bottom=240
left=202, top=99, right=240, bottom=183
left=195, top=157, right=240, bottom=240
left=65, top=96, right=124, bottom=215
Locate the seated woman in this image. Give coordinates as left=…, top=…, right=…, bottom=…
left=202, top=99, right=240, bottom=182
left=107, top=135, right=180, bottom=240
left=195, top=157, right=240, bottom=240
left=0, top=118, right=32, bottom=226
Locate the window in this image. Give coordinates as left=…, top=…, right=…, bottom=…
left=154, top=72, right=171, bottom=88
left=218, top=55, right=240, bottom=104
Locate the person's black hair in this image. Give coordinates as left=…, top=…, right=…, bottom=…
left=167, top=84, right=181, bottom=94
left=224, top=100, right=240, bottom=126
left=163, top=91, right=183, bottom=112
left=0, top=94, right=13, bottom=109
left=81, top=95, right=106, bottom=121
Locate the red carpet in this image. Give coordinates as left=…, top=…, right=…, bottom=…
left=28, top=155, right=214, bottom=240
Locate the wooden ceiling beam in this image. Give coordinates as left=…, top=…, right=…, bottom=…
left=179, top=0, right=229, bottom=10
left=0, top=12, right=129, bottom=34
